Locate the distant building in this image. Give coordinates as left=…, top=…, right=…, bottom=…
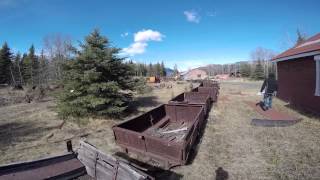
left=182, top=68, right=208, bottom=80
left=272, top=33, right=320, bottom=113
left=215, top=74, right=229, bottom=80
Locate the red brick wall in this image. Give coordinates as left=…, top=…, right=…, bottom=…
left=277, top=56, right=320, bottom=113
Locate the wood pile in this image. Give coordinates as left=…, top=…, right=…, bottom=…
left=145, top=119, right=189, bottom=143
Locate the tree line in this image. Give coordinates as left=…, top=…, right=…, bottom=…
left=201, top=29, right=307, bottom=80
left=0, top=34, right=73, bottom=87
left=127, top=61, right=167, bottom=77
left=0, top=36, right=171, bottom=88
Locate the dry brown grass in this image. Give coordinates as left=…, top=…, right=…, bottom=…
left=1, top=80, right=320, bottom=180
left=172, top=80, right=320, bottom=180
left=0, top=82, right=192, bottom=165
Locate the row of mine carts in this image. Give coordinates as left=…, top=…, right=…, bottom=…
left=0, top=80, right=220, bottom=180
left=113, top=80, right=220, bottom=169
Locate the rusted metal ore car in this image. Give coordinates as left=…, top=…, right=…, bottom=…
left=113, top=104, right=205, bottom=169
left=169, top=92, right=211, bottom=116
left=192, top=86, right=218, bottom=102
left=201, top=80, right=220, bottom=89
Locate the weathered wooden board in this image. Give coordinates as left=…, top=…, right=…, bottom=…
left=77, top=141, right=154, bottom=180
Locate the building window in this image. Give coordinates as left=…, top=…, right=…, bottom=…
left=315, top=55, right=320, bottom=96
left=197, top=74, right=201, bottom=78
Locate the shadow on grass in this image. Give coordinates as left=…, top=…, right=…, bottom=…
left=284, top=104, right=320, bottom=119
left=186, top=107, right=211, bottom=165
left=124, top=96, right=160, bottom=116
left=0, top=121, right=54, bottom=151
left=115, top=152, right=183, bottom=180
left=215, top=167, right=229, bottom=180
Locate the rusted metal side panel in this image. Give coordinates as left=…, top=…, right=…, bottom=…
left=0, top=153, right=86, bottom=180
left=144, top=136, right=182, bottom=162
left=201, top=80, right=220, bottom=89
left=170, top=92, right=185, bottom=102
left=185, top=92, right=211, bottom=115
left=184, top=92, right=209, bottom=104
left=113, top=105, right=167, bottom=152
left=197, top=87, right=218, bottom=102
left=113, top=127, right=147, bottom=151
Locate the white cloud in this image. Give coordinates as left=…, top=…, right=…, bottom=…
left=183, top=10, right=200, bottom=23
left=122, top=42, right=147, bottom=55
left=134, top=29, right=163, bottom=42
left=122, top=29, right=164, bottom=56
left=121, top=32, right=129, bottom=38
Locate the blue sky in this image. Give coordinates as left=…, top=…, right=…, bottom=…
left=0, top=0, right=320, bottom=70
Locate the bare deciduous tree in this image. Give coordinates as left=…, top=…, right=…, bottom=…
left=250, top=47, right=276, bottom=77
left=43, top=33, right=73, bottom=82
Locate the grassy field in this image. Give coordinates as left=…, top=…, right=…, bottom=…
left=1, top=80, right=320, bottom=180
left=0, top=81, right=191, bottom=164
left=172, top=80, right=320, bottom=180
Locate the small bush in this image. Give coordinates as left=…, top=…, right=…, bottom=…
left=134, top=78, right=152, bottom=94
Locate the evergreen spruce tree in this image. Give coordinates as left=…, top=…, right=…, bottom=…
left=147, top=63, right=153, bottom=76
left=0, top=42, right=13, bottom=84
left=30, top=45, right=39, bottom=85
left=160, top=61, right=166, bottom=77
left=58, top=29, right=135, bottom=118
left=13, top=52, right=24, bottom=85
left=21, top=53, right=28, bottom=83
left=22, top=45, right=38, bottom=85
left=155, top=62, right=161, bottom=76
left=239, top=63, right=251, bottom=77
left=252, top=60, right=265, bottom=80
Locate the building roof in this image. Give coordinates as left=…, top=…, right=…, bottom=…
left=273, top=33, right=320, bottom=62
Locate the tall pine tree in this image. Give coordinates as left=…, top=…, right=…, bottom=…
left=160, top=61, right=166, bottom=77
left=58, top=29, right=135, bottom=118
left=22, top=45, right=38, bottom=85
left=239, top=62, right=251, bottom=77
left=21, top=53, right=28, bottom=84
left=155, top=62, right=161, bottom=76
left=13, top=52, right=24, bottom=85
left=0, top=42, right=13, bottom=84
left=252, top=60, right=265, bottom=80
